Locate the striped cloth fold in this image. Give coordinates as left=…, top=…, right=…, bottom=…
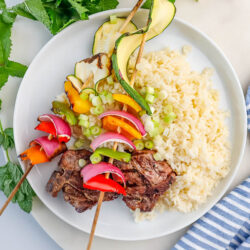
left=173, top=178, right=250, bottom=250
left=173, top=87, right=250, bottom=250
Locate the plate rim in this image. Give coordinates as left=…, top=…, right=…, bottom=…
left=13, top=8, right=247, bottom=241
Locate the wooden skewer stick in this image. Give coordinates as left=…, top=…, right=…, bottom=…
left=86, top=31, right=148, bottom=250
left=0, top=163, right=34, bottom=216
left=119, top=0, right=144, bottom=33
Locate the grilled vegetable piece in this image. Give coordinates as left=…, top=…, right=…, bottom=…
left=75, top=53, right=111, bottom=85
left=111, top=0, right=176, bottom=114
left=93, top=17, right=137, bottom=55
left=66, top=75, right=82, bottom=92
left=52, top=101, right=77, bottom=125
left=64, top=81, right=91, bottom=114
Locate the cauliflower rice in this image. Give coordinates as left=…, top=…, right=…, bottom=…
left=128, top=47, right=230, bottom=221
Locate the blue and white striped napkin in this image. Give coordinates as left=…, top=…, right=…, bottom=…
left=173, top=87, right=250, bottom=250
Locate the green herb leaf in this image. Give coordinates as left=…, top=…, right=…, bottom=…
left=84, top=0, right=119, bottom=14
left=57, top=18, right=77, bottom=33
left=2, top=9, right=17, bottom=24
left=0, top=162, right=35, bottom=213
left=18, top=198, right=33, bottom=213
left=0, top=0, right=6, bottom=10
left=0, top=99, right=2, bottom=110
left=0, top=126, right=14, bottom=150
left=0, top=72, right=9, bottom=90
left=0, top=14, right=13, bottom=66
left=12, top=3, right=37, bottom=20
left=22, top=0, right=51, bottom=30
left=5, top=61, right=27, bottom=77
left=67, top=0, right=88, bottom=20
left=142, top=0, right=152, bottom=9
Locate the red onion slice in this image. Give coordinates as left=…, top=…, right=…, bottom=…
left=80, top=162, right=126, bottom=186
left=38, top=114, right=71, bottom=142
left=30, top=136, right=67, bottom=159
left=90, top=132, right=136, bottom=151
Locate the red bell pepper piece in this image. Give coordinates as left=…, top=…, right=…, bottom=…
left=35, top=121, right=57, bottom=137
left=83, top=175, right=126, bottom=196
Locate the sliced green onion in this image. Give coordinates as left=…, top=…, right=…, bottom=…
left=78, top=159, right=87, bottom=168
left=150, top=105, right=155, bottom=114
left=145, top=140, right=154, bottom=149
left=90, top=105, right=104, bottom=115
left=153, top=152, right=161, bottom=161
left=148, top=119, right=160, bottom=137
left=99, top=91, right=113, bottom=105
left=91, top=96, right=102, bottom=106
left=78, top=114, right=89, bottom=128
left=139, top=110, right=146, bottom=116
left=140, top=87, right=146, bottom=95
left=146, top=86, right=155, bottom=94
left=79, top=119, right=89, bottom=128
left=80, top=92, right=88, bottom=101
left=90, top=153, right=102, bottom=164
left=107, top=75, right=114, bottom=85
left=100, top=90, right=108, bottom=96
left=110, top=14, right=117, bottom=24
left=134, top=140, right=144, bottom=150
left=79, top=114, right=88, bottom=120
left=83, top=128, right=91, bottom=137
left=163, top=112, right=176, bottom=124
left=154, top=90, right=159, bottom=98
left=163, top=104, right=173, bottom=114
left=145, top=93, right=155, bottom=104
left=89, top=93, right=95, bottom=101
left=106, top=92, right=113, bottom=104
left=74, top=139, right=85, bottom=149
left=90, top=125, right=101, bottom=136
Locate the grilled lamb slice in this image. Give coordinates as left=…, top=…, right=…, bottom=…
left=114, top=150, right=176, bottom=212
left=46, top=149, right=118, bottom=212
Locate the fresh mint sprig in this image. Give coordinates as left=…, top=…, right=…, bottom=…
left=0, top=121, right=36, bottom=213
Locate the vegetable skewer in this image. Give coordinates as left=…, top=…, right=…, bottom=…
left=86, top=8, right=147, bottom=250
left=0, top=115, right=69, bottom=216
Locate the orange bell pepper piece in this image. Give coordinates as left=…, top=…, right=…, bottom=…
left=64, top=81, right=91, bottom=114
left=20, top=145, right=49, bottom=165
left=112, top=94, right=142, bottom=113
left=102, top=116, right=142, bottom=140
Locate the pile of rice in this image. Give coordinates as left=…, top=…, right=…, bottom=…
left=128, top=46, right=231, bottom=221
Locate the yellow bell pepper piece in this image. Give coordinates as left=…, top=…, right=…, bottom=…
left=64, top=81, right=91, bottom=114
left=112, top=94, right=142, bottom=113
left=102, top=116, right=142, bottom=140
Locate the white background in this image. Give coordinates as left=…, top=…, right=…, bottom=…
left=0, top=0, right=250, bottom=249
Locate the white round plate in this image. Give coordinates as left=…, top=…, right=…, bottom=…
left=14, top=8, right=247, bottom=240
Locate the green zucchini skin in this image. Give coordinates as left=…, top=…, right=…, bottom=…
left=111, top=0, right=176, bottom=115
left=92, top=17, right=138, bottom=55
left=111, top=46, right=152, bottom=115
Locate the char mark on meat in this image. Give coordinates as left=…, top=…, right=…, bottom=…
left=114, top=150, right=176, bottom=212
left=46, top=149, right=118, bottom=212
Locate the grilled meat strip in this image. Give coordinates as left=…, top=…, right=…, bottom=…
left=114, top=150, right=176, bottom=212
left=46, top=149, right=118, bottom=212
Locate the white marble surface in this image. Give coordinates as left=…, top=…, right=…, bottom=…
left=0, top=0, right=249, bottom=249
